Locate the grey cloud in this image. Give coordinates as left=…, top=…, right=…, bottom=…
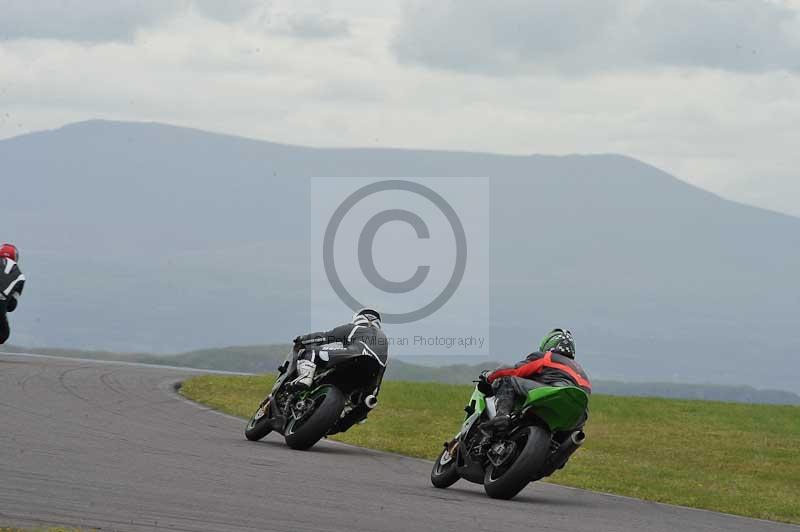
left=279, top=13, right=350, bottom=39
left=0, top=0, right=260, bottom=43
left=190, top=0, right=262, bottom=24
left=0, top=1, right=172, bottom=42
left=392, top=0, right=800, bottom=75
left=392, top=1, right=613, bottom=75
left=633, top=0, right=800, bottom=72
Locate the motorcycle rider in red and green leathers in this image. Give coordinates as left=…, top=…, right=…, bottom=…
left=482, top=328, right=591, bottom=433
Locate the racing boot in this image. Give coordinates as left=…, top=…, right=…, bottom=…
left=481, top=378, right=516, bottom=434
left=290, top=359, right=316, bottom=390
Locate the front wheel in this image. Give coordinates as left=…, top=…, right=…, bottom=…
left=284, top=385, right=345, bottom=450
left=431, top=444, right=461, bottom=488
left=245, top=398, right=273, bottom=441
left=483, top=426, right=551, bottom=500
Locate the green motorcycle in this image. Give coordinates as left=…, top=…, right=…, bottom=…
left=431, top=377, right=589, bottom=500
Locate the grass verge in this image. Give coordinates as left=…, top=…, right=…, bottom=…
left=181, top=374, right=800, bottom=524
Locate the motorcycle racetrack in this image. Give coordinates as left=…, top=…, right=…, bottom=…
left=0, top=353, right=795, bottom=532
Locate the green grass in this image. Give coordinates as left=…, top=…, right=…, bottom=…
left=180, top=374, right=800, bottom=524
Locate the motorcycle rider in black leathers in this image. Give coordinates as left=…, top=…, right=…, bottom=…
left=0, top=244, right=25, bottom=345
left=291, top=308, right=388, bottom=390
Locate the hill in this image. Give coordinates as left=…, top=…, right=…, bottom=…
left=2, top=120, right=799, bottom=391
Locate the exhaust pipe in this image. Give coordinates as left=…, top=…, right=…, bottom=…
left=569, top=430, right=586, bottom=446
left=364, top=395, right=379, bottom=409
left=541, top=430, right=585, bottom=477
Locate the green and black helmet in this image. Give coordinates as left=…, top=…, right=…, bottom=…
left=539, top=328, right=576, bottom=359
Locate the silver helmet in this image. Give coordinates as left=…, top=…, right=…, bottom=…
left=352, top=308, right=382, bottom=328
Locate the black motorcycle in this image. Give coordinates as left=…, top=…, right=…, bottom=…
left=244, top=348, right=385, bottom=450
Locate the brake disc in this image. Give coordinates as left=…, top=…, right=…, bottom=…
left=487, top=440, right=517, bottom=467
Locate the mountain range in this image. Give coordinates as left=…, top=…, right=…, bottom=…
left=2, top=120, right=798, bottom=392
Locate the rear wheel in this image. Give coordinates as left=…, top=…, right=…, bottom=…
left=284, top=385, right=345, bottom=450
left=483, top=426, right=551, bottom=500
left=244, top=398, right=273, bottom=441
left=431, top=444, right=461, bottom=488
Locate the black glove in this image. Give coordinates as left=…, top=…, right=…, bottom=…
left=477, top=370, right=494, bottom=396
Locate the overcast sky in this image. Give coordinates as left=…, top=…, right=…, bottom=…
left=1, top=0, right=799, bottom=215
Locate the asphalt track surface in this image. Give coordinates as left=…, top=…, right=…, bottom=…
left=0, top=353, right=796, bottom=532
